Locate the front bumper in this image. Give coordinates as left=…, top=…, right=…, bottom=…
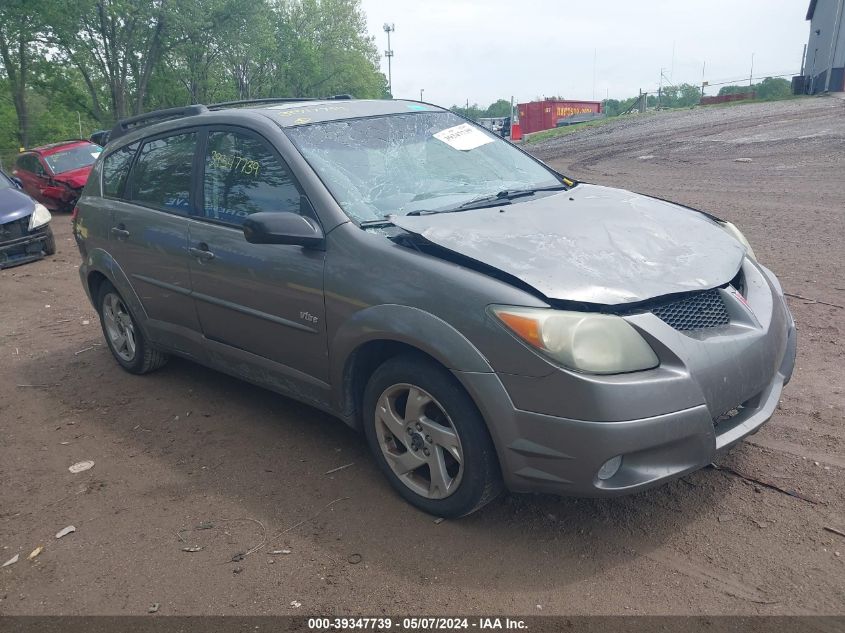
left=0, top=230, right=50, bottom=269
left=458, top=260, right=797, bottom=496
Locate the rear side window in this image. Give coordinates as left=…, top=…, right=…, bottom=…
left=202, top=130, right=301, bottom=226
left=102, top=143, right=139, bottom=198
left=129, top=132, right=197, bottom=214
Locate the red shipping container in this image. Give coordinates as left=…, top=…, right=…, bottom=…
left=516, top=99, right=603, bottom=134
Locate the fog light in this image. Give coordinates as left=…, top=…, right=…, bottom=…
left=597, top=455, right=622, bottom=480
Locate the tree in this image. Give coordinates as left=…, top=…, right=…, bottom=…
left=450, top=103, right=485, bottom=120
left=756, top=77, right=791, bottom=100
left=484, top=99, right=511, bottom=118
left=0, top=0, right=388, bottom=145
left=276, top=0, right=385, bottom=99
left=50, top=0, right=173, bottom=121
left=0, top=0, right=47, bottom=147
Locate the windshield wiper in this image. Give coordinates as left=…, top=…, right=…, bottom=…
left=406, top=183, right=569, bottom=216
left=359, top=219, right=395, bottom=228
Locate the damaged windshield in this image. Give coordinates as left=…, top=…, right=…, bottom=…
left=285, top=111, right=563, bottom=223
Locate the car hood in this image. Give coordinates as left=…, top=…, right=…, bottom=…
left=53, top=166, right=91, bottom=189
left=390, top=183, right=746, bottom=306
left=0, top=187, right=36, bottom=224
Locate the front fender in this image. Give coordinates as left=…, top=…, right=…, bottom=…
left=329, top=304, right=494, bottom=417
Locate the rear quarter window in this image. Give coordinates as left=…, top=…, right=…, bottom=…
left=102, top=143, right=139, bottom=198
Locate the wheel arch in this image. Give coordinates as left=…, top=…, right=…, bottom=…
left=330, top=304, right=494, bottom=429
left=83, top=248, right=150, bottom=337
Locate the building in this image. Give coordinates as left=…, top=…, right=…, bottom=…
left=803, top=0, right=845, bottom=93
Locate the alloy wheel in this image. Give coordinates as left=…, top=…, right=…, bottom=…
left=102, top=292, right=137, bottom=362
left=374, top=383, right=464, bottom=499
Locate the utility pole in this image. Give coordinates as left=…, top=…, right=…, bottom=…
left=383, top=23, right=395, bottom=97
left=419, top=88, right=424, bottom=102
left=749, top=52, right=755, bottom=87
left=658, top=67, right=665, bottom=108
left=701, top=61, right=706, bottom=98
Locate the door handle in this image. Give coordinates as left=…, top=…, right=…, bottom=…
left=189, top=245, right=215, bottom=261
left=110, top=226, right=130, bottom=239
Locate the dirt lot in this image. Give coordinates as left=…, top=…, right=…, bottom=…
left=1, top=96, right=843, bottom=615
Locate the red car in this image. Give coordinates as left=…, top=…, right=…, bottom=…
left=13, top=140, right=102, bottom=213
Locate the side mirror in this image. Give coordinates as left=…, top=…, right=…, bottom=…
left=242, top=211, right=324, bottom=248
left=10, top=176, right=22, bottom=189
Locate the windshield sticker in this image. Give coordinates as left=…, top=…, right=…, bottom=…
left=90, top=151, right=101, bottom=159
left=407, top=104, right=428, bottom=111
left=433, top=124, right=493, bottom=151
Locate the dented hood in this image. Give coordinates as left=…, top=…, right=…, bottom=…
left=391, top=184, right=746, bottom=306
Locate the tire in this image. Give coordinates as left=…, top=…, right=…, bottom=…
left=363, top=354, right=503, bottom=518
left=96, top=281, right=167, bottom=374
left=43, top=227, right=56, bottom=256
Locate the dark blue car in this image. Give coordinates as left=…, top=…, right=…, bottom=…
left=0, top=168, right=55, bottom=269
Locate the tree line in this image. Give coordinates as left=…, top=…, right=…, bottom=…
left=602, top=77, right=792, bottom=117
left=450, top=99, right=513, bottom=121
left=452, top=77, right=793, bottom=126
left=0, top=0, right=387, bottom=150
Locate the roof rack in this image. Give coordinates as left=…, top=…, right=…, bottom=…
left=207, top=94, right=353, bottom=109
left=110, top=105, right=209, bottom=141
left=109, top=95, right=356, bottom=141
left=207, top=97, right=316, bottom=110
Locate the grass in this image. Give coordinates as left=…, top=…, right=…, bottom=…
left=699, top=94, right=809, bottom=109
left=522, top=116, right=618, bottom=144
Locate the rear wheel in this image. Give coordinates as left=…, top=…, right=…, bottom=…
left=363, top=355, right=503, bottom=517
left=96, top=282, right=167, bottom=374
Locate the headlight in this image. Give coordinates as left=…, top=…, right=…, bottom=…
left=28, top=203, right=51, bottom=231
left=719, top=221, right=756, bottom=261
left=491, top=306, right=659, bottom=374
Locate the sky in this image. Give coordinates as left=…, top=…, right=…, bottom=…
left=360, top=0, right=811, bottom=107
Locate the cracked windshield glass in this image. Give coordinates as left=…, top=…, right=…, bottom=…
left=286, top=111, right=561, bottom=222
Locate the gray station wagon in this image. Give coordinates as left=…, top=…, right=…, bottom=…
left=74, top=97, right=796, bottom=517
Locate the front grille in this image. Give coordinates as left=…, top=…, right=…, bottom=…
left=651, top=288, right=730, bottom=331
left=0, top=217, right=28, bottom=241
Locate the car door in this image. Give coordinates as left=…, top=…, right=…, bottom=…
left=13, top=154, right=49, bottom=207
left=186, top=126, right=330, bottom=392
left=108, top=131, right=202, bottom=352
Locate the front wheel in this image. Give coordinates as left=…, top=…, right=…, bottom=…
left=363, top=355, right=503, bottom=517
left=96, top=282, right=167, bottom=374
left=42, top=226, right=56, bottom=255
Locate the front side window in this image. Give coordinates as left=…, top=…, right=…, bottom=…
left=43, top=143, right=102, bottom=174
left=129, top=133, right=197, bottom=214
left=16, top=154, right=42, bottom=175
left=286, top=111, right=561, bottom=222
left=202, top=130, right=301, bottom=226
left=102, top=142, right=139, bottom=198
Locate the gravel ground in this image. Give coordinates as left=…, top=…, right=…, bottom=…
left=1, top=96, right=843, bottom=615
